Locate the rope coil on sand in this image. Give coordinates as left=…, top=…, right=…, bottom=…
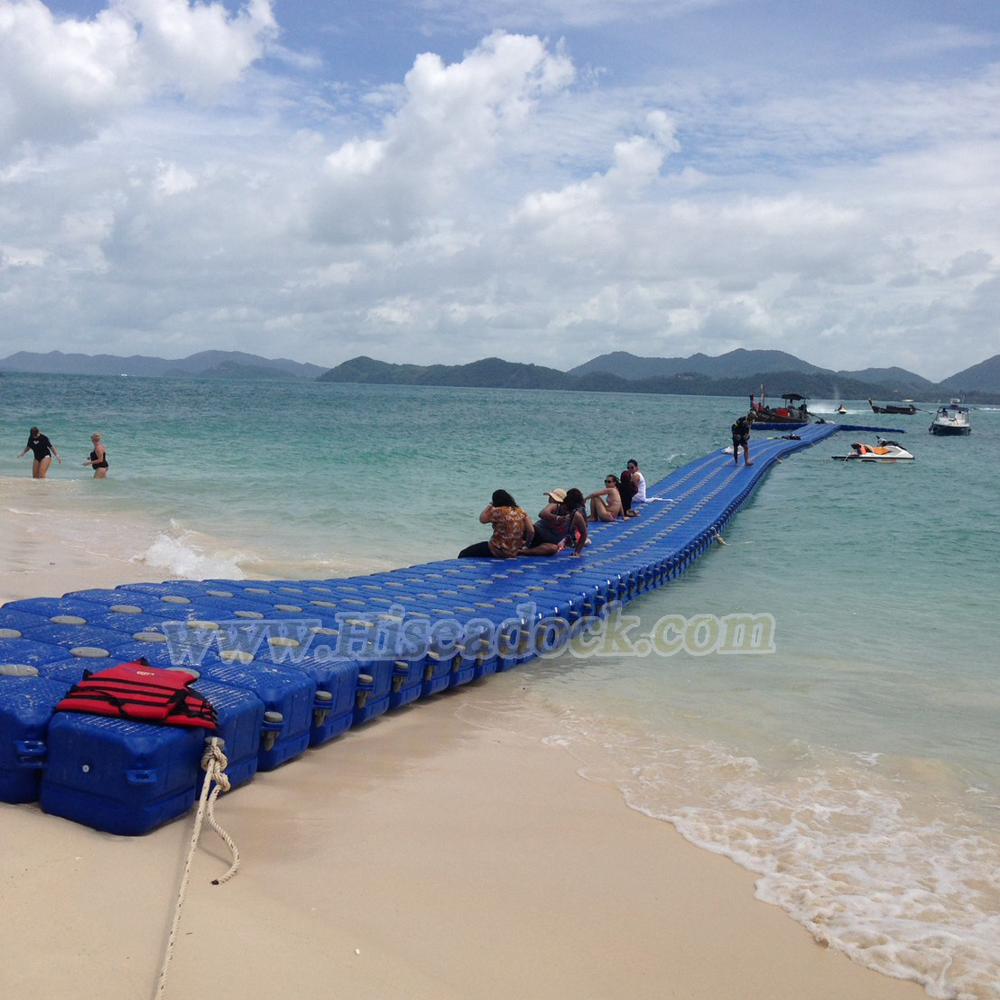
left=154, top=737, right=240, bottom=1000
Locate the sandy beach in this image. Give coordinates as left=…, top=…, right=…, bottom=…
left=0, top=507, right=930, bottom=1000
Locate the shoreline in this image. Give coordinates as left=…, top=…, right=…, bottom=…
left=0, top=478, right=165, bottom=605
left=0, top=496, right=929, bottom=1000
left=1, top=676, right=928, bottom=1000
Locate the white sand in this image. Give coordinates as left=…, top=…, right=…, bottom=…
left=0, top=499, right=929, bottom=1000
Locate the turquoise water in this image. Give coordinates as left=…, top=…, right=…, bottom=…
left=2, top=374, right=998, bottom=999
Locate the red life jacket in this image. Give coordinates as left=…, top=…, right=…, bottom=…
left=55, top=660, right=217, bottom=730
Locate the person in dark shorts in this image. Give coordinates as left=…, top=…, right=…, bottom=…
left=731, top=415, right=752, bottom=467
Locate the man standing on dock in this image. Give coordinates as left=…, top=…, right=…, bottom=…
left=731, top=415, right=753, bottom=467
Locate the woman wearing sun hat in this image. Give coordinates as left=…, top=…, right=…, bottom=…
left=524, top=488, right=589, bottom=556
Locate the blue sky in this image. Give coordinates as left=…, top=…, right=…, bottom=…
left=2, top=0, right=998, bottom=379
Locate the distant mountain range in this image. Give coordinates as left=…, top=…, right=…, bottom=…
left=944, top=354, right=1000, bottom=392
left=3, top=347, right=999, bottom=402
left=570, top=348, right=830, bottom=380
left=319, top=351, right=1000, bottom=403
left=0, top=349, right=325, bottom=380
left=569, top=350, right=943, bottom=395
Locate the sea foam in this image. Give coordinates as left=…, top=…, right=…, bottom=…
left=548, top=711, right=1000, bottom=1000
left=137, top=523, right=256, bottom=581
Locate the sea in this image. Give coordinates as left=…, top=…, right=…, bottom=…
left=1, top=372, right=997, bottom=1000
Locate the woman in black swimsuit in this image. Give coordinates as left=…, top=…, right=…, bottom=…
left=18, top=426, right=61, bottom=478
left=83, top=431, right=109, bottom=478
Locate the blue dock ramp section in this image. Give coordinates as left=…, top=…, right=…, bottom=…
left=1, top=421, right=857, bottom=833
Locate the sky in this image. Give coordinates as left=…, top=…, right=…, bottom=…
left=1, top=0, right=998, bottom=380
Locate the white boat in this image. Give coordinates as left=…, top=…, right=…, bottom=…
left=929, top=400, right=971, bottom=436
left=832, top=438, right=914, bottom=462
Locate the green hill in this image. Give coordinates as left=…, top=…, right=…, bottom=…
left=319, top=356, right=995, bottom=401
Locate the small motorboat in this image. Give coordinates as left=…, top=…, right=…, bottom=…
left=835, top=404, right=847, bottom=414
left=929, top=400, right=971, bottom=436
left=869, top=398, right=918, bottom=415
left=832, top=438, right=914, bottom=462
left=748, top=389, right=810, bottom=426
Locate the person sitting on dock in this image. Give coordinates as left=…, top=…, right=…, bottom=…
left=730, top=416, right=753, bottom=467
left=619, top=469, right=639, bottom=517
left=586, top=475, right=624, bottom=521
left=534, top=488, right=568, bottom=536
left=523, top=488, right=589, bottom=557
left=458, top=490, right=534, bottom=559
left=626, top=459, right=647, bottom=505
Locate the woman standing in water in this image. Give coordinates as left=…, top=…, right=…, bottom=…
left=18, top=426, right=61, bottom=478
left=83, top=431, right=109, bottom=478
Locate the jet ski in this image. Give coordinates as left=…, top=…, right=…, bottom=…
left=832, top=438, right=914, bottom=462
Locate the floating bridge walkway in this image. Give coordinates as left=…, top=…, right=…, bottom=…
left=0, top=421, right=894, bottom=834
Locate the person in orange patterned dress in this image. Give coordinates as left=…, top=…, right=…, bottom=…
left=458, top=490, right=534, bottom=558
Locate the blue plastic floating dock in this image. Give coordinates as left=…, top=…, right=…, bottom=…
left=0, top=422, right=898, bottom=833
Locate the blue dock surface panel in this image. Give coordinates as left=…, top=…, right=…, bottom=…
left=1, top=421, right=867, bottom=833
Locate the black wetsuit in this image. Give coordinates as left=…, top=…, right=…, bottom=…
left=26, top=434, right=55, bottom=461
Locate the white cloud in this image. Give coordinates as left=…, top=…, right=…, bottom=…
left=0, top=0, right=276, bottom=158
left=885, top=21, right=1000, bottom=60
left=0, top=5, right=999, bottom=381
left=153, top=160, right=198, bottom=197
left=311, top=32, right=575, bottom=243
left=0, top=0, right=137, bottom=152
left=0, top=244, right=47, bottom=268
left=418, top=0, right=729, bottom=32
left=115, top=0, right=276, bottom=98
left=511, top=109, right=679, bottom=246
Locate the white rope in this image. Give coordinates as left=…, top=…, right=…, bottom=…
left=153, top=737, right=239, bottom=1000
